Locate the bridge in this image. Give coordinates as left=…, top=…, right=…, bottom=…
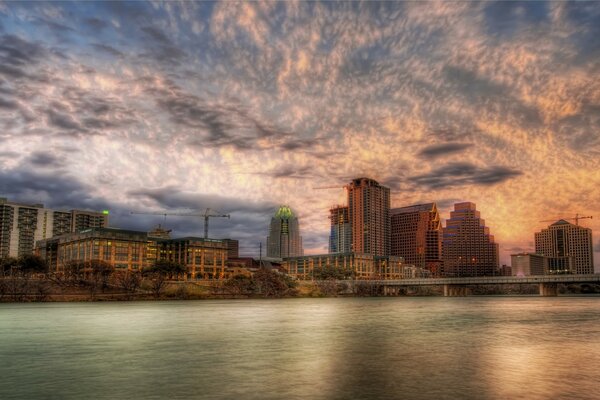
left=348, top=274, right=600, bottom=296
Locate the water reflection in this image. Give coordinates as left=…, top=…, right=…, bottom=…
left=1, top=298, right=599, bottom=399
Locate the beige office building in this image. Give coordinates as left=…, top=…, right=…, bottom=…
left=282, top=253, right=403, bottom=280
left=535, top=220, right=594, bottom=274
left=511, top=253, right=547, bottom=276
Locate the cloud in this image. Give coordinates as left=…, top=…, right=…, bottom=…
left=27, top=151, right=65, bottom=168
left=0, top=97, right=18, bottom=109
left=91, top=43, right=124, bottom=57
left=0, top=34, right=47, bottom=80
left=0, top=1, right=598, bottom=262
left=46, top=108, right=84, bottom=132
left=409, top=162, right=523, bottom=190
left=418, top=142, right=473, bottom=158
left=85, top=18, right=109, bottom=31
left=139, top=26, right=186, bottom=63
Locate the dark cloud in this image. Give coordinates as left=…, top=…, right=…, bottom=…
left=37, top=18, right=75, bottom=34
left=139, top=26, right=186, bottom=63
left=127, top=187, right=279, bottom=252
left=91, top=43, right=124, bottom=57
left=0, top=97, right=18, bottom=109
left=85, top=18, right=109, bottom=31
left=27, top=151, right=65, bottom=168
left=128, top=187, right=277, bottom=215
left=46, top=108, right=83, bottom=132
left=141, top=26, right=171, bottom=45
left=0, top=34, right=47, bottom=80
left=443, top=65, right=543, bottom=127
left=484, top=2, right=549, bottom=38
left=0, top=168, right=101, bottom=210
left=418, top=142, right=473, bottom=158
left=408, top=162, right=522, bottom=189
left=248, top=166, right=314, bottom=180
left=151, top=83, right=292, bottom=150
left=279, top=138, right=321, bottom=151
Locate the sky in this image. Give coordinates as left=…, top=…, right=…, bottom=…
left=0, top=1, right=599, bottom=266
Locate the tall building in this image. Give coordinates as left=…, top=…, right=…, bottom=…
left=222, top=239, right=239, bottom=259
left=511, top=253, right=547, bottom=276
left=0, top=197, right=108, bottom=259
left=329, top=205, right=351, bottom=254
left=266, top=205, right=303, bottom=259
left=71, top=210, right=108, bottom=232
left=347, top=178, right=390, bottom=256
left=442, top=202, right=499, bottom=277
left=390, top=203, right=442, bottom=275
left=535, top=220, right=594, bottom=274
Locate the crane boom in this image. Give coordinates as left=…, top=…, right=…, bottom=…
left=130, top=208, right=231, bottom=238
left=539, top=214, right=593, bottom=226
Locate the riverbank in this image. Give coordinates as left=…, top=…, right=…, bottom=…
left=2, top=277, right=600, bottom=302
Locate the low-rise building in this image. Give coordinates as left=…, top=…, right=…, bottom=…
left=511, top=253, right=547, bottom=276
left=36, top=228, right=228, bottom=280
left=282, top=253, right=404, bottom=280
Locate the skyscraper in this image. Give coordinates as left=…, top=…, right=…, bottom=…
left=347, top=178, right=390, bottom=256
left=329, top=205, right=351, bottom=254
left=266, top=205, right=303, bottom=258
left=535, top=220, right=594, bottom=274
left=442, top=202, right=499, bottom=277
left=390, top=203, right=442, bottom=275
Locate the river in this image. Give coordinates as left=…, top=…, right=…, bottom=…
left=1, top=297, right=599, bottom=399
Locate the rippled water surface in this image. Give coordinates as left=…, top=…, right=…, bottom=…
left=1, top=297, right=600, bottom=399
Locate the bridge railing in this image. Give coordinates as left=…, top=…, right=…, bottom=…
left=353, top=274, right=600, bottom=286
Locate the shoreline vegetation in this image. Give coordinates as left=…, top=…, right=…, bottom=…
left=1, top=255, right=599, bottom=302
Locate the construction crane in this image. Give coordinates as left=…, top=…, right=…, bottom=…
left=130, top=208, right=230, bottom=238
left=313, top=184, right=350, bottom=191
left=539, top=214, right=593, bottom=226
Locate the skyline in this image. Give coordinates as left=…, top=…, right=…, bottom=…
left=1, top=1, right=599, bottom=266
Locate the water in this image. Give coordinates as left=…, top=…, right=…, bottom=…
left=1, top=297, right=599, bottom=400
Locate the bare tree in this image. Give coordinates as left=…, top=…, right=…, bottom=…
left=115, top=271, right=142, bottom=300
left=142, top=260, right=186, bottom=299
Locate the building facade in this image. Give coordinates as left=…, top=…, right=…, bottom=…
left=329, top=205, right=351, bottom=254
left=347, top=178, right=390, bottom=256
left=390, top=203, right=442, bottom=275
left=266, top=205, right=303, bottom=258
left=36, top=228, right=228, bottom=280
left=511, top=253, right=547, bottom=276
left=534, top=220, right=594, bottom=274
left=222, top=238, right=239, bottom=259
left=0, top=198, right=108, bottom=259
left=282, top=253, right=404, bottom=280
left=442, top=202, right=499, bottom=277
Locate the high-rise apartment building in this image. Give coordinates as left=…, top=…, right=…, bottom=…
left=0, top=198, right=108, bottom=259
left=266, top=205, right=303, bottom=258
left=390, top=203, right=442, bottom=275
left=442, top=202, right=499, bottom=277
left=329, top=205, right=351, bottom=254
left=347, top=178, right=390, bottom=256
left=535, top=220, right=594, bottom=274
